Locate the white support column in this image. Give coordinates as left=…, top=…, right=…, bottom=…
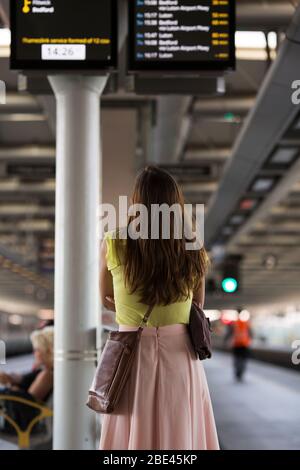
left=48, top=75, right=107, bottom=450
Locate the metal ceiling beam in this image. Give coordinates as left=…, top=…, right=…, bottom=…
left=0, top=204, right=54, bottom=217
left=0, top=180, right=55, bottom=194
left=237, top=2, right=295, bottom=30
left=270, top=206, right=300, bottom=216
left=0, top=145, right=55, bottom=162
left=0, top=93, right=41, bottom=113
left=181, top=182, right=218, bottom=193
left=185, top=147, right=231, bottom=162
left=227, top=153, right=300, bottom=250
left=0, top=220, right=54, bottom=232
left=205, top=4, right=300, bottom=247
left=0, top=0, right=9, bottom=28
left=150, top=96, right=192, bottom=164
left=193, top=96, right=255, bottom=117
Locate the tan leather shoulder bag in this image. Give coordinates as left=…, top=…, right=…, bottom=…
left=86, top=304, right=154, bottom=414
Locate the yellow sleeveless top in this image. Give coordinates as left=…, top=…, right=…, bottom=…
left=104, top=229, right=192, bottom=327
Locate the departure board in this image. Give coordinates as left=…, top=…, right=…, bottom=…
left=129, top=0, right=235, bottom=72
left=10, top=0, right=117, bottom=71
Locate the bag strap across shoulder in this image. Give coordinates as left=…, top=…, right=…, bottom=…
left=138, top=304, right=155, bottom=329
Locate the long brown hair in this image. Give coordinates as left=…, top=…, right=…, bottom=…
left=116, top=166, right=209, bottom=306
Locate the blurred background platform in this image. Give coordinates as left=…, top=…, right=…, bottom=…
left=205, top=351, right=300, bottom=450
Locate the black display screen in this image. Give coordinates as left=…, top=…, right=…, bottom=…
left=129, top=0, right=235, bottom=72
left=10, top=0, right=117, bottom=71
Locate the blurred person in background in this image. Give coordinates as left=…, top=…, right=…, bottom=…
left=0, top=326, right=54, bottom=433
left=224, top=308, right=252, bottom=382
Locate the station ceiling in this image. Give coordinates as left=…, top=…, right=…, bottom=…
left=0, top=0, right=300, bottom=314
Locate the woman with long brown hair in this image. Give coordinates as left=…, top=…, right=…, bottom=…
left=99, top=166, right=219, bottom=450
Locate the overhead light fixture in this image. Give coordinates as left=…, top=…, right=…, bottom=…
left=268, top=147, right=299, bottom=166
left=0, top=29, right=11, bottom=46
left=239, top=310, right=251, bottom=322
left=0, top=114, right=46, bottom=122
left=0, top=28, right=11, bottom=58
left=235, top=31, right=277, bottom=49
left=229, top=215, right=245, bottom=225
left=211, top=244, right=226, bottom=264
left=262, top=254, right=278, bottom=270
left=235, top=31, right=277, bottom=61
left=9, top=314, right=23, bottom=326
left=204, top=310, right=221, bottom=322
left=251, top=178, right=275, bottom=192
left=217, top=77, right=226, bottom=95
left=222, top=226, right=233, bottom=236
left=221, top=310, right=239, bottom=324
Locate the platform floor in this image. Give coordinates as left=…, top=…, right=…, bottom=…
left=1, top=352, right=300, bottom=450
left=204, top=351, right=300, bottom=450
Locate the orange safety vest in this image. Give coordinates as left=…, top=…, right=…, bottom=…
left=232, top=320, right=251, bottom=347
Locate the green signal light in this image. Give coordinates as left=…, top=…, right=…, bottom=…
left=222, top=277, right=238, bottom=293
left=224, top=112, right=235, bottom=121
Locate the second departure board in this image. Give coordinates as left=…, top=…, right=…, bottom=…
left=129, top=0, right=235, bottom=72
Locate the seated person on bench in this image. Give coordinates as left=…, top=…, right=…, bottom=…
left=0, top=326, right=54, bottom=433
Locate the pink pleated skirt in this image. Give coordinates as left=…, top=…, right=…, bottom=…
left=99, top=323, right=219, bottom=450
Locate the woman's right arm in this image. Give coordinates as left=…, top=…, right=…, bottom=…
left=193, top=277, right=205, bottom=309
left=99, top=239, right=116, bottom=312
